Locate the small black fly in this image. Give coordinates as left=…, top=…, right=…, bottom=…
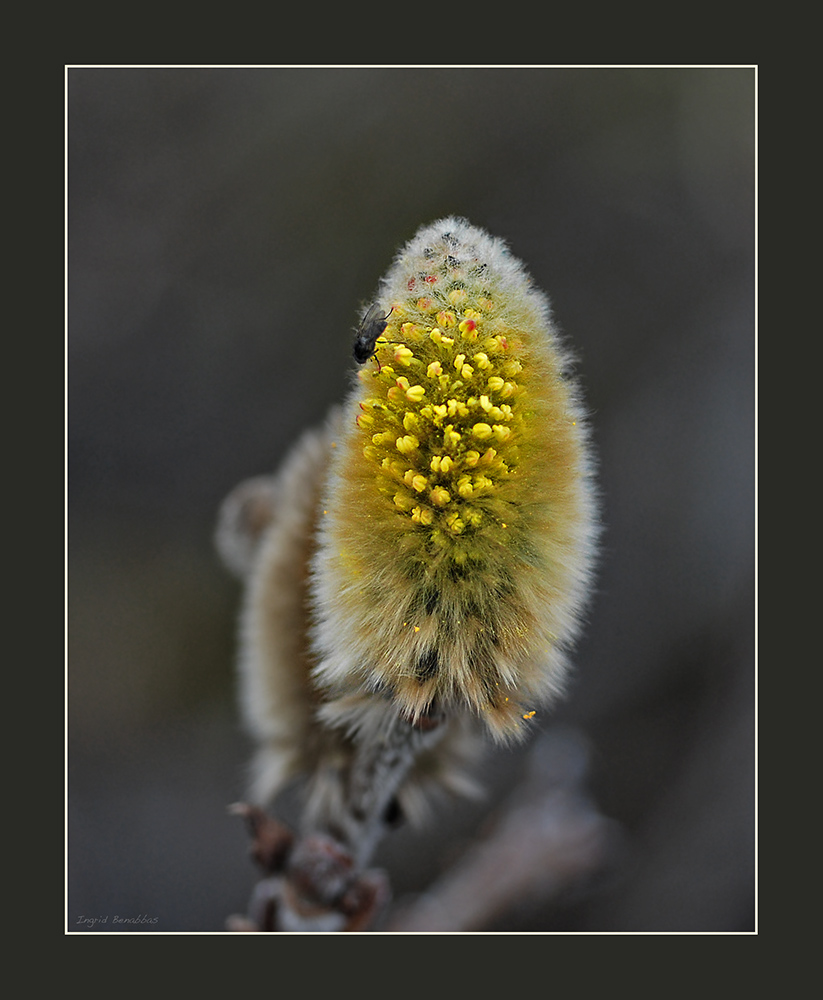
left=353, top=304, right=392, bottom=364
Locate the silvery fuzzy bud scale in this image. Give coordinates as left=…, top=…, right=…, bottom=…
left=218, top=218, right=599, bottom=929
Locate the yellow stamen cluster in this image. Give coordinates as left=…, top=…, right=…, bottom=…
left=356, top=299, right=521, bottom=544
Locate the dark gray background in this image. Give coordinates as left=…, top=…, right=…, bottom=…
left=68, top=66, right=755, bottom=932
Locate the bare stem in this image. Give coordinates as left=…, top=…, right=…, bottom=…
left=228, top=707, right=447, bottom=931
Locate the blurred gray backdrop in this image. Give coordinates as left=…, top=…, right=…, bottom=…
left=68, top=66, right=755, bottom=932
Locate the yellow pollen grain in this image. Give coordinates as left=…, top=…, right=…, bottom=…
left=443, top=426, right=462, bottom=450
left=523, top=711, right=536, bottom=720
left=457, top=476, right=474, bottom=498
left=411, top=506, right=434, bottom=525
left=431, top=454, right=454, bottom=473
left=445, top=511, right=465, bottom=534
left=396, top=435, right=419, bottom=454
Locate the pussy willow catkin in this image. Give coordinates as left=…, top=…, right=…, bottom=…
left=218, top=217, right=599, bottom=826
left=310, top=217, right=599, bottom=741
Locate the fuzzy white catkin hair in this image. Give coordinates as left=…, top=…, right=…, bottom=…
left=217, top=217, right=599, bottom=842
